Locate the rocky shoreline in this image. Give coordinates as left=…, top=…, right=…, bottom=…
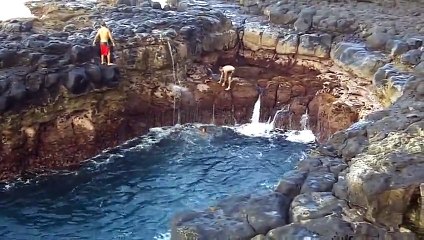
left=0, top=0, right=423, bottom=238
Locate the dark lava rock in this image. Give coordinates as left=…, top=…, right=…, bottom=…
left=401, top=49, right=422, bottom=65
left=25, top=73, right=44, bottom=93
left=0, top=78, right=10, bottom=94
left=7, top=80, right=27, bottom=102
left=275, top=170, right=308, bottom=199
left=85, top=64, right=102, bottom=84
left=0, top=49, right=18, bottom=68
left=44, top=41, right=72, bottom=55
left=0, top=95, right=10, bottom=112
left=45, top=73, right=62, bottom=88
left=100, top=65, right=120, bottom=87
left=65, top=67, right=90, bottom=94
left=171, top=192, right=290, bottom=240
left=70, top=45, right=95, bottom=64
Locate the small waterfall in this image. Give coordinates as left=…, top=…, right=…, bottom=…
left=211, top=104, right=216, bottom=124
left=269, top=105, right=290, bottom=127
left=300, top=110, right=309, bottom=130
left=288, top=113, right=293, bottom=130
left=167, top=40, right=179, bottom=85
left=251, top=96, right=261, bottom=124
left=172, top=96, right=176, bottom=125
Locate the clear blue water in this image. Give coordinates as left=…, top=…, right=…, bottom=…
left=0, top=124, right=311, bottom=240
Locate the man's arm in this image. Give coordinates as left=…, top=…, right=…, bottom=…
left=92, top=30, right=100, bottom=45
left=108, top=29, right=115, bottom=46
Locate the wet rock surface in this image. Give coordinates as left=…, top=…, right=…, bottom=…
left=171, top=192, right=290, bottom=239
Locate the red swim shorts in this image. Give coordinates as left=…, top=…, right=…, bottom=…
left=100, top=43, right=110, bottom=56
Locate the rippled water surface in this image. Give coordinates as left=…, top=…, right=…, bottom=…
left=0, top=124, right=311, bottom=240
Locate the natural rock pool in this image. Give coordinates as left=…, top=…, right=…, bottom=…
left=0, top=121, right=313, bottom=239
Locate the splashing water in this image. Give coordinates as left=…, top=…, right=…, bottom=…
left=300, top=110, right=309, bottom=130
left=234, top=96, right=316, bottom=143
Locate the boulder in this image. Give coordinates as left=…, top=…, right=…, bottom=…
left=297, top=33, right=332, bottom=58
left=275, top=170, right=308, bottom=199
left=243, top=23, right=264, bottom=51
left=25, top=73, right=44, bottom=93
left=331, top=42, right=390, bottom=79
left=100, top=65, right=120, bottom=87
left=0, top=95, right=10, bottom=112
left=261, top=28, right=280, bottom=50
left=416, top=61, right=424, bottom=75
left=400, top=49, right=422, bottom=66
left=0, top=49, right=18, bottom=68
left=45, top=73, right=62, bottom=88
left=171, top=192, right=291, bottom=240
left=85, top=64, right=102, bottom=84
left=269, top=8, right=298, bottom=25
left=366, top=31, right=391, bottom=50
left=65, top=67, right=90, bottom=94
left=290, top=192, right=347, bottom=222
left=386, top=39, right=409, bottom=57
left=276, top=33, right=298, bottom=55
left=293, top=8, right=316, bottom=32
left=346, top=132, right=424, bottom=228
left=70, top=45, right=95, bottom=64
left=7, top=80, right=27, bottom=102
left=267, top=214, right=354, bottom=240
left=301, top=168, right=336, bottom=193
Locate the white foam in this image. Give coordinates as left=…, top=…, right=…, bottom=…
left=284, top=130, right=316, bottom=144
left=234, top=122, right=274, bottom=138
left=0, top=0, right=36, bottom=21
left=154, top=231, right=171, bottom=240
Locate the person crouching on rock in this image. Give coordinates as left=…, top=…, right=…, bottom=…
left=218, top=65, right=235, bottom=91
left=92, top=21, right=116, bottom=65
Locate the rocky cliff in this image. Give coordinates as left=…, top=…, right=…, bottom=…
left=0, top=0, right=423, bottom=238
left=0, top=0, right=375, bottom=180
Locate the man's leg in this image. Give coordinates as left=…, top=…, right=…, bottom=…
left=101, top=55, right=105, bottom=64
left=225, top=71, right=233, bottom=90
left=222, top=71, right=227, bottom=87
left=107, top=52, right=111, bottom=65
left=218, top=71, right=223, bottom=84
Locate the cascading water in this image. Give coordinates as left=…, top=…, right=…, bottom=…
left=269, top=105, right=290, bottom=127
left=251, top=95, right=261, bottom=124
left=235, top=96, right=316, bottom=143
left=212, top=103, right=216, bottom=124
left=167, top=39, right=182, bottom=126
left=300, top=110, right=310, bottom=130
left=167, top=40, right=179, bottom=85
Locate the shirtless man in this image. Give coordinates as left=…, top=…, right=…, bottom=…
left=218, top=65, right=235, bottom=91
left=92, top=21, right=116, bottom=65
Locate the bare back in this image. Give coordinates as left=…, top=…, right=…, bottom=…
left=98, top=27, right=112, bottom=43
left=222, top=65, right=235, bottom=72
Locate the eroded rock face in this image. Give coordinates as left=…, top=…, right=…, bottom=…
left=0, top=0, right=375, bottom=180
